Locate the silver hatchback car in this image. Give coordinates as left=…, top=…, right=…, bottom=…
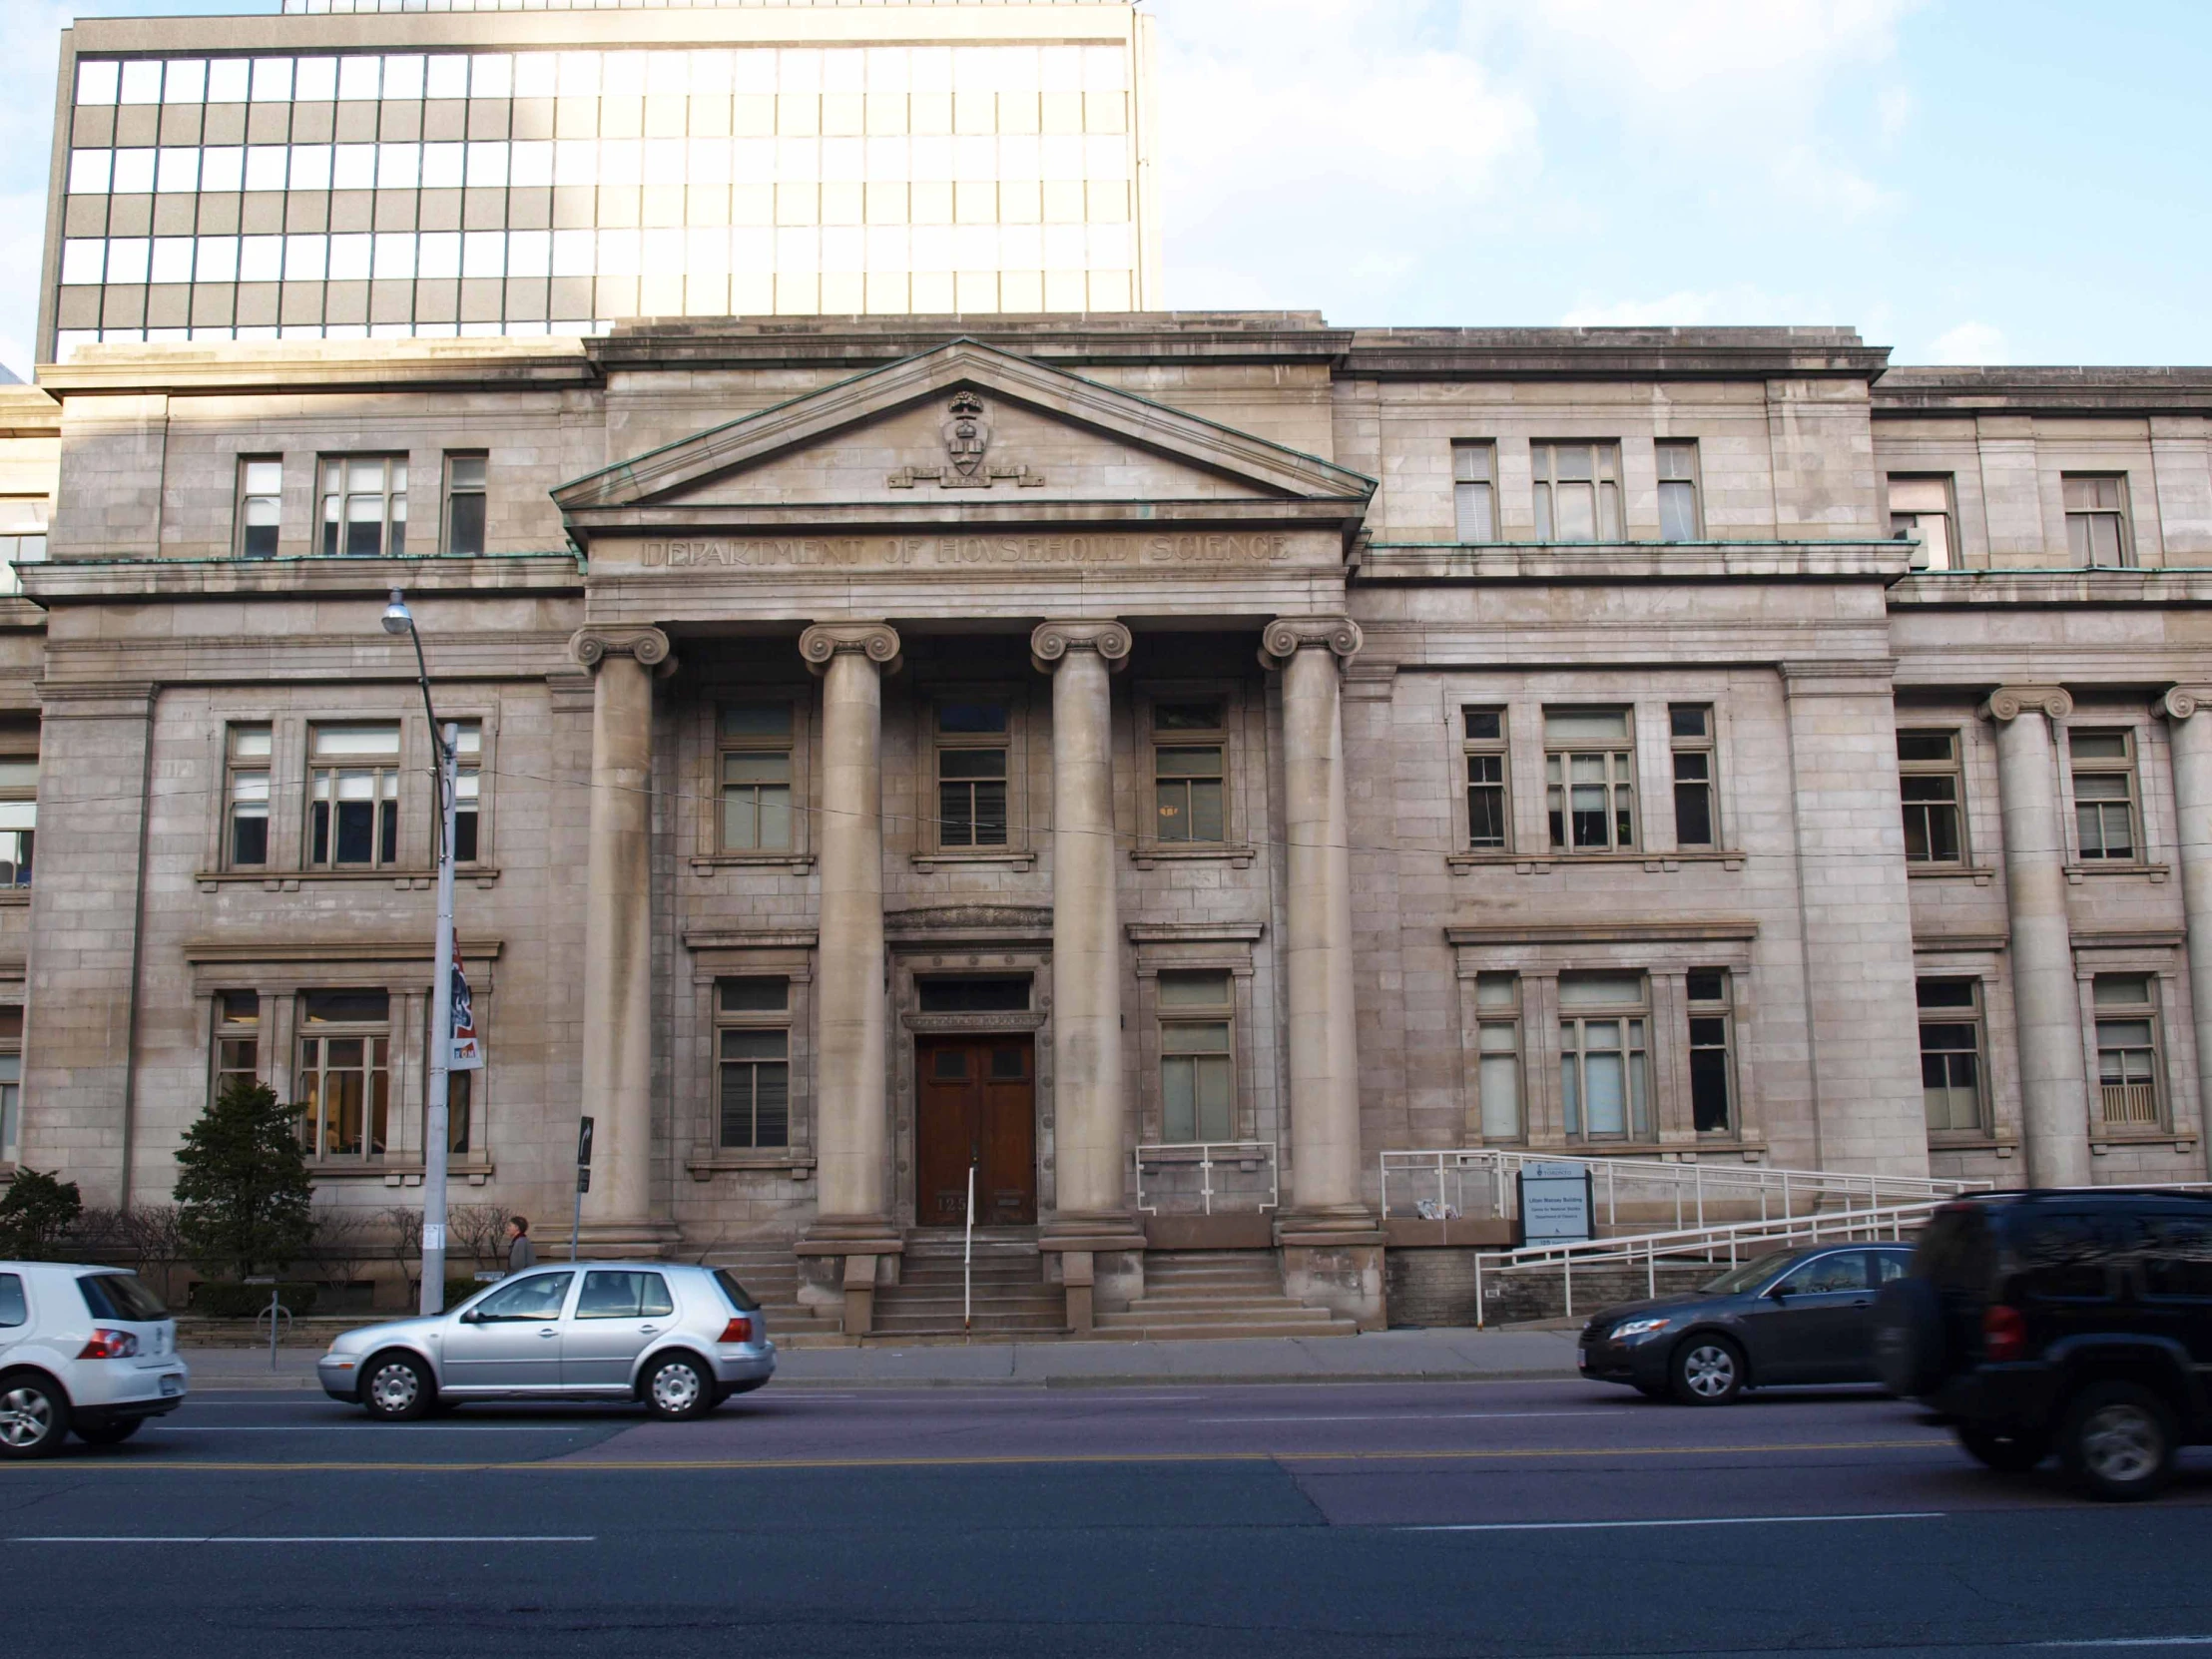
left=318, top=1262, right=774, bottom=1420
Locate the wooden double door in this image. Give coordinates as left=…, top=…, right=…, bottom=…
left=915, top=1036, right=1037, bottom=1227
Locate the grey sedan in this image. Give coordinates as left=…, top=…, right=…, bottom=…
left=318, top=1262, right=775, bottom=1420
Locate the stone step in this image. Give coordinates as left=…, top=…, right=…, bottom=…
left=1117, top=1299, right=1324, bottom=1319
left=1103, top=1305, right=1328, bottom=1327
left=870, top=1314, right=1068, bottom=1335
left=1091, top=1318, right=1358, bottom=1342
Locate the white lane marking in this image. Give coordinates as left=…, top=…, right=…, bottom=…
left=1201, top=1410, right=1613, bottom=1424
left=1407, top=1511, right=1944, bottom=1533
left=12, top=1536, right=596, bottom=1544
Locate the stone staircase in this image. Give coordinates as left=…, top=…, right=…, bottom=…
left=698, top=1242, right=846, bottom=1348
left=1093, top=1251, right=1358, bottom=1341
left=869, top=1233, right=1067, bottom=1339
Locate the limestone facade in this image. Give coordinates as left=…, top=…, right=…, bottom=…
left=7, top=318, right=2212, bottom=1328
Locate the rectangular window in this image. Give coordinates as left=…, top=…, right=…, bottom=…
left=1686, top=968, right=1735, bottom=1135
left=2093, top=975, right=2163, bottom=1127
left=2063, top=474, right=2132, bottom=568
left=226, top=724, right=272, bottom=867
left=1899, top=729, right=1965, bottom=864
left=319, top=455, right=407, bottom=558
left=296, top=989, right=391, bottom=1161
left=1917, top=978, right=1986, bottom=1135
left=1669, top=705, right=1717, bottom=848
left=1461, top=707, right=1509, bottom=850
left=1656, top=440, right=1702, bottom=542
left=1544, top=708, right=1636, bottom=852
left=1474, top=972, right=1521, bottom=1141
left=934, top=699, right=1009, bottom=848
left=444, top=453, right=486, bottom=555
left=308, top=723, right=402, bottom=869
left=1531, top=440, right=1622, bottom=542
left=212, top=989, right=260, bottom=1101
left=1558, top=973, right=1648, bottom=1141
left=0, top=1007, right=20, bottom=1165
left=1451, top=440, right=1495, bottom=541
left=237, top=457, right=281, bottom=560
left=451, top=722, right=481, bottom=863
left=0, top=744, right=34, bottom=890
left=718, top=702, right=795, bottom=853
left=2070, top=729, right=2140, bottom=862
left=716, top=977, right=791, bottom=1150
left=1159, top=969, right=1234, bottom=1143
left=1151, top=700, right=1226, bottom=845
left=1889, top=475, right=1955, bottom=571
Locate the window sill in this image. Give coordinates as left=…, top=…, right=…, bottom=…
left=1504, top=1138, right=1770, bottom=1160
left=2090, top=1132, right=2196, bottom=1153
left=1908, top=863, right=1996, bottom=887
left=1927, top=1134, right=2019, bottom=1157
left=1131, top=843, right=1256, bottom=869
left=1446, top=850, right=1744, bottom=874
left=692, top=853, right=816, bottom=874
left=686, top=1153, right=815, bottom=1182
left=310, top=1161, right=496, bottom=1186
left=2066, top=862, right=2170, bottom=884
left=912, top=849, right=1035, bottom=872
left=197, top=867, right=501, bottom=893
left=0, top=889, right=27, bottom=907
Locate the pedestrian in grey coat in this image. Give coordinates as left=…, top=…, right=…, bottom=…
left=506, top=1216, right=537, bottom=1274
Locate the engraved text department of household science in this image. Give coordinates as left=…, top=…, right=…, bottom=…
left=635, top=533, right=1301, bottom=570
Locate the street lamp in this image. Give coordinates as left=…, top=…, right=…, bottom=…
left=382, top=589, right=460, bottom=1317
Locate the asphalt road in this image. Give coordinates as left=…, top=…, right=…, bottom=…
left=5, top=1377, right=2211, bottom=1658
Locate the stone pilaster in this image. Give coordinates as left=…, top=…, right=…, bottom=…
left=1262, top=615, right=1382, bottom=1329
left=1031, top=620, right=1141, bottom=1331
left=2157, top=687, right=2212, bottom=1180
left=1982, top=684, right=2091, bottom=1188
left=571, top=626, right=676, bottom=1249
left=797, top=622, right=901, bottom=1335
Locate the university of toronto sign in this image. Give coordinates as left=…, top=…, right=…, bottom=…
left=629, top=532, right=1306, bottom=570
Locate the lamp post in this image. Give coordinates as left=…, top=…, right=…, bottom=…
left=382, top=589, right=459, bottom=1317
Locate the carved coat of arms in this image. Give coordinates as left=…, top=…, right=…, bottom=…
left=888, top=391, right=1045, bottom=489
left=943, top=391, right=991, bottom=480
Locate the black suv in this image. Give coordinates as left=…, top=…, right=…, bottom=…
left=1875, top=1189, right=2212, bottom=1499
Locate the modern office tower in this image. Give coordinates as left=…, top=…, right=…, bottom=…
left=39, top=0, right=1158, bottom=359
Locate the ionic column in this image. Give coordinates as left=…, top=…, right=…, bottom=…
left=799, top=623, right=901, bottom=1329
left=1982, top=685, right=2091, bottom=1187
left=572, top=626, right=674, bottom=1238
left=1262, top=616, right=1368, bottom=1221
left=2157, top=687, right=2212, bottom=1178
left=1031, top=621, right=1133, bottom=1225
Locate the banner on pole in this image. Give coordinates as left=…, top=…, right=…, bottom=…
left=449, top=944, right=484, bottom=1071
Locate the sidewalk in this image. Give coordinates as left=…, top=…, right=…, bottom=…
left=181, top=1327, right=1580, bottom=1391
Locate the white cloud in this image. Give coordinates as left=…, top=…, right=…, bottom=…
left=1922, top=321, right=2010, bottom=365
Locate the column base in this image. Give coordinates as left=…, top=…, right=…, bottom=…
left=568, top=1219, right=683, bottom=1260
left=1275, top=1207, right=1385, bottom=1332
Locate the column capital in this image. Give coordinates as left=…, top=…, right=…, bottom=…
left=1260, top=614, right=1363, bottom=670
left=571, top=626, right=675, bottom=676
left=2157, top=685, right=2212, bottom=721
left=1980, top=684, right=2073, bottom=723
left=1030, top=618, right=1132, bottom=675
left=800, top=621, right=901, bottom=678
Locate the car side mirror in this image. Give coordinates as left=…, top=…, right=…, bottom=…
left=1767, top=1285, right=1791, bottom=1302
left=458, top=1309, right=483, bottom=1324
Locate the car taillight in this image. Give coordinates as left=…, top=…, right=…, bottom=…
left=79, top=1329, right=140, bottom=1360
left=718, top=1317, right=754, bottom=1345
left=1982, top=1304, right=2027, bottom=1363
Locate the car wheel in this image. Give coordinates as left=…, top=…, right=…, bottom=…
left=72, top=1417, right=143, bottom=1447
left=360, top=1352, right=436, bottom=1422
left=1670, top=1337, right=1746, bottom=1405
left=2061, top=1382, right=2176, bottom=1501
left=1955, top=1424, right=2049, bottom=1473
left=642, top=1353, right=715, bottom=1421
left=0, top=1374, right=71, bottom=1459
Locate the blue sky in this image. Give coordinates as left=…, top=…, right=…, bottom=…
left=2, top=0, right=2206, bottom=377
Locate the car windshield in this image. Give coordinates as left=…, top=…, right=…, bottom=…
left=79, top=1272, right=169, bottom=1322
left=1701, top=1251, right=1798, bottom=1296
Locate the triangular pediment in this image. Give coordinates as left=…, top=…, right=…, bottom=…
left=554, top=338, right=1375, bottom=516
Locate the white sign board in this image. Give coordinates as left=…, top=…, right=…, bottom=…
left=1518, top=1162, right=1594, bottom=1246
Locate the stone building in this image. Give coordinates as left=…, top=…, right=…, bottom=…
left=5, top=314, right=2211, bottom=1331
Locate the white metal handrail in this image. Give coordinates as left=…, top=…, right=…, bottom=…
left=1381, top=1146, right=1987, bottom=1231
left=1134, top=1141, right=1279, bottom=1216
left=963, top=1162, right=975, bottom=1335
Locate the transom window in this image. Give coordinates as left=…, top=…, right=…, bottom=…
left=1656, top=440, right=1702, bottom=542
left=1158, top=969, right=1233, bottom=1143
left=717, top=977, right=790, bottom=1150
left=1451, top=440, right=1496, bottom=541
left=1545, top=708, right=1636, bottom=852
left=1473, top=973, right=1521, bottom=1142
left=308, top=723, right=401, bottom=868
left=1898, top=730, right=1964, bottom=864
left=1558, top=973, right=1649, bottom=1142
left=1462, top=708, right=1508, bottom=850
left=1670, top=705, right=1716, bottom=848
left=2063, top=474, right=2132, bottom=568
left=226, top=724, right=271, bottom=867
left=296, top=989, right=391, bottom=1161
left=2070, top=729, right=2139, bottom=862
left=1531, top=441, right=1622, bottom=542
left=718, top=702, right=794, bottom=853
left=1918, top=978, right=1986, bottom=1135
left=935, top=701, right=1009, bottom=848
left=1686, top=968, right=1735, bottom=1135
left=1152, top=700, right=1227, bottom=845
left=237, top=458, right=280, bottom=559
left=212, top=989, right=259, bottom=1102
left=319, top=456, right=406, bottom=558
left=1889, top=475, right=1955, bottom=571
left=2093, top=975, right=2162, bottom=1127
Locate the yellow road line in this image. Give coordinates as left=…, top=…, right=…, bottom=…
left=0, top=1439, right=1950, bottom=1476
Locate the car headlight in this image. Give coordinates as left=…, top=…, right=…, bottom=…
left=1612, top=1317, right=1672, bottom=1339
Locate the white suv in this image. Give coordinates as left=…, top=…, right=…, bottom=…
left=0, top=1263, right=190, bottom=1457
